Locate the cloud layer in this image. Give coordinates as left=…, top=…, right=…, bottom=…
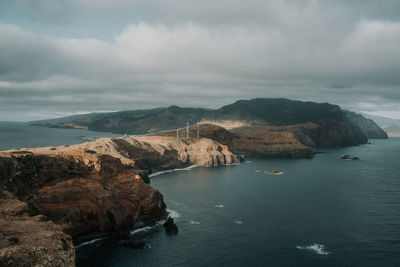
left=0, top=0, right=400, bottom=120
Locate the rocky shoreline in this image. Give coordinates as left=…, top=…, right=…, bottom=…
left=0, top=115, right=375, bottom=265
left=0, top=136, right=236, bottom=266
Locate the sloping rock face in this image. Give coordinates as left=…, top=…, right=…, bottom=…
left=344, top=111, right=388, bottom=139
left=132, top=136, right=237, bottom=167
left=0, top=190, right=75, bottom=267
left=0, top=136, right=236, bottom=265
left=0, top=151, right=166, bottom=238
left=158, top=124, right=314, bottom=158
left=0, top=136, right=236, bottom=238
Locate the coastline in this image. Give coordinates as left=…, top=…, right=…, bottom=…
left=0, top=129, right=385, bottom=266
left=0, top=135, right=237, bottom=266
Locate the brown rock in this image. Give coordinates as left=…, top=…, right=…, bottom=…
left=0, top=190, right=75, bottom=267
left=0, top=135, right=236, bottom=239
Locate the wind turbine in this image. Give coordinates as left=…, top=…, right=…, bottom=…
left=186, top=121, right=189, bottom=140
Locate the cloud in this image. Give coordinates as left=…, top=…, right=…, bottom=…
left=0, top=1, right=400, bottom=120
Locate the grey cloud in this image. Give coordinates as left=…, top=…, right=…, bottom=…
left=0, top=1, right=400, bottom=120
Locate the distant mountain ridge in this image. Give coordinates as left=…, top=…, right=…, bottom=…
left=30, top=98, right=388, bottom=145
left=206, top=98, right=343, bottom=125
left=344, top=110, right=388, bottom=139
left=361, top=113, right=400, bottom=137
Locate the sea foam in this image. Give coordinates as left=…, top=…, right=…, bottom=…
left=296, top=244, right=331, bottom=255
left=166, top=208, right=181, bottom=218
left=149, top=165, right=198, bottom=178
left=75, top=237, right=106, bottom=249
left=129, top=226, right=155, bottom=235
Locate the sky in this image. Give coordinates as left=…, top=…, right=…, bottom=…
left=1, top=0, right=400, bottom=121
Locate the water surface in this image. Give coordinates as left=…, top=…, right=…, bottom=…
left=76, top=139, right=400, bottom=267
left=0, top=121, right=121, bottom=151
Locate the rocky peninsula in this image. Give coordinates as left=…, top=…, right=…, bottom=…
left=2, top=98, right=388, bottom=266
left=0, top=136, right=236, bottom=266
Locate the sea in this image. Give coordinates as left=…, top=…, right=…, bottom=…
left=1, top=122, right=399, bottom=266
left=0, top=121, right=121, bottom=150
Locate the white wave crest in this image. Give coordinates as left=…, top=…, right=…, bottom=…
left=214, top=204, right=224, bottom=208
left=166, top=208, right=181, bottom=218
left=234, top=220, right=243, bottom=224
left=149, top=165, right=198, bottom=177
left=190, top=220, right=200, bottom=225
left=129, top=226, right=155, bottom=235
left=296, top=244, right=331, bottom=255
left=75, top=237, right=106, bottom=249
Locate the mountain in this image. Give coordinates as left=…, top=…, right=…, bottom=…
left=344, top=111, right=388, bottom=139
left=30, top=106, right=212, bottom=134
left=30, top=98, right=370, bottom=146
left=361, top=113, right=400, bottom=137
left=205, top=98, right=343, bottom=125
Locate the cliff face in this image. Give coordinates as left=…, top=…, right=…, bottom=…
left=0, top=136, right=236, bottom=238
left=158, top=124, right=314, bottom=158
left=0, top=190, right=75, bottom=267
left=0, top=135, right=236, bottom=265
left=285, top=115, right=368, bottom=146
left=0, top=151, right=166, bottom=238
left=344, top=111, right=388, bottom=139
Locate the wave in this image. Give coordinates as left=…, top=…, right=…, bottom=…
left=129, top=226, right=155, bottom=235
left=75, top=237, right=107, bottom=249
left=296, top=244, right=331, bottom=255
left=234, top=220, right=243, bottom=224
left=149, top=165, right=198, bottom=177
left=190, top=220, right=200, bottom=225
left=166, top=208, right=181, bottom=218
left=214, top=204, right=224, bottom=208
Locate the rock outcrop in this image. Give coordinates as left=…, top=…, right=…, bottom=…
left=0, top=150, right=166, bottom=239
left=0, top=190, right=75, bottom=267
left=163, top=217, right=178, bottom=234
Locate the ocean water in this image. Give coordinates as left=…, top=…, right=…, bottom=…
left=0, top=121, right=121, bottom=151
left=0, top=122, right=399, bottom=266
left=76, top=138, right=400, bottom=267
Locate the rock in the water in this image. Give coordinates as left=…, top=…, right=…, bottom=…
left=238, top=155, right=246, bottom=162
left=163, top=217, right=178, bottom=234
left=341, top=155, right=360, bottom=160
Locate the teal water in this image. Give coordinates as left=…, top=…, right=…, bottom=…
left=76, top=139, right=400, bottom=267
left=0, top=121, right=121, bottom=151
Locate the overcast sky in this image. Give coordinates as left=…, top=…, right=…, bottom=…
left=1, top=0, right=400, bottom=121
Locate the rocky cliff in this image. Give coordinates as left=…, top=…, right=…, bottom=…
left=344, top=111, right=388, bottom=139
left=0, top=190, right=75, bottom=267
left=0, top=136, right=236, bottom=265
left=158, top=124, right=314, bottom=158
